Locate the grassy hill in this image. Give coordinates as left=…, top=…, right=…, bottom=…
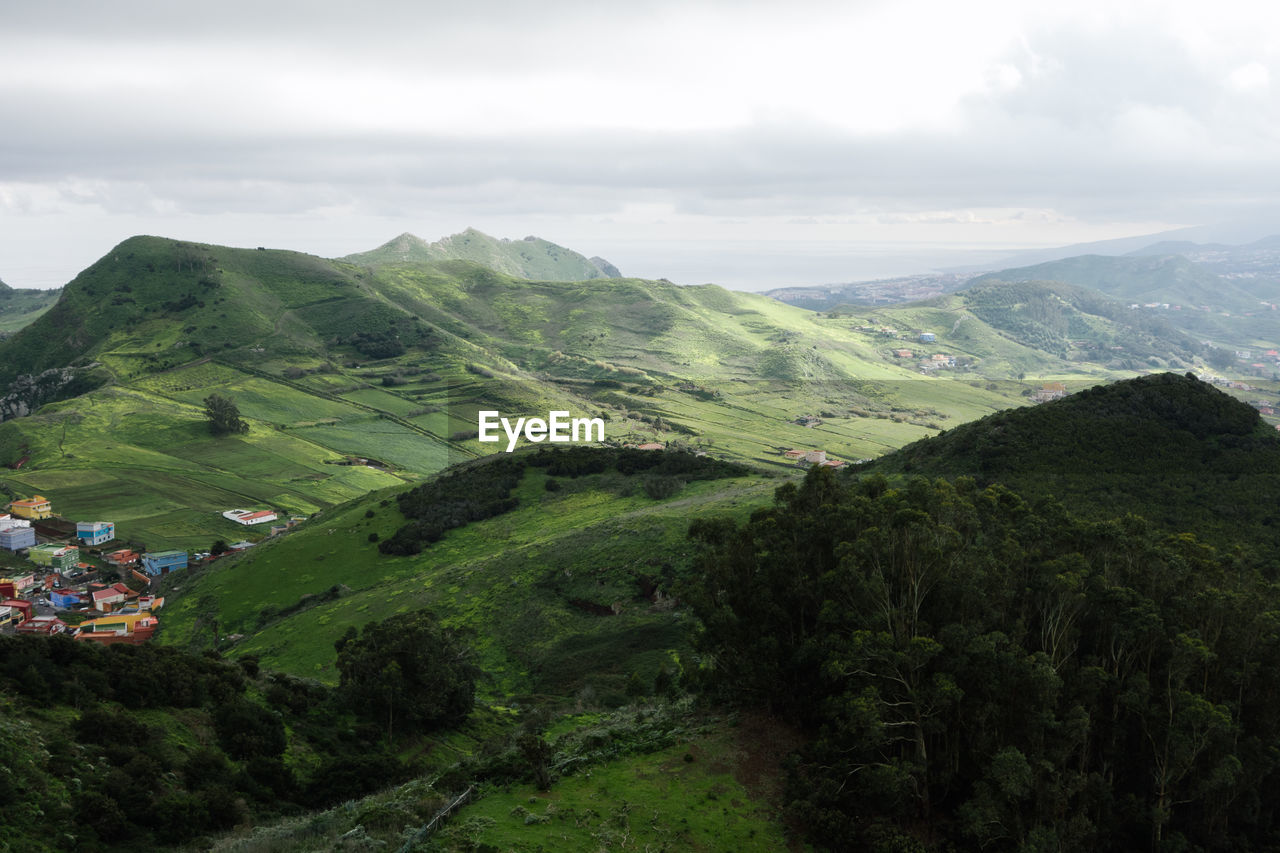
left=342, top=227, right=621, bottom=281
left=824, top=278, right=1203, bottom=379
left=165, top=373, right=1280, bottom=852
left=0, top=283, right=60, bottom=336
left=159, top=449, right=774, bottom=698
left=0, top=235, right=1058, bottom=550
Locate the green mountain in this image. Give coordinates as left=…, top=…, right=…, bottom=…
left=0, top=234, right=1045, bottom=550
left=153, top=373, right=1280, bottom=852
left=868, top=371, right=1280, bottom=548
left=832, top=278, right=1203, bottom=377
left=172, top=374, right=1279, bottom=699
left=342, top=227, right=622, bottom=281
left=1126, top=235, right=1280, bottom=300
left=965, top=253, right=1280, bottom=348
left=967, top=253, right=1255, bottom=309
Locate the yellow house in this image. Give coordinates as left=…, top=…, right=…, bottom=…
left=9, top=495, right=52, bottom=520
left=78, top=611, right=153, bottom=634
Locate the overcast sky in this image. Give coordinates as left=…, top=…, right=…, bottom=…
left=4, top=0, right=1280, bottom=290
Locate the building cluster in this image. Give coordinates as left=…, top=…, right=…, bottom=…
left=0, top=496, right=189, bottom=643
left=882, top=331, right=964, bottom=373
left=1, top=495, right=306, bottom=643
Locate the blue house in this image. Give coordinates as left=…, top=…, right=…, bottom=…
left=76, top=521, right=115, bottom=547
left=919, top=332, right=936, bottom=343
left=0, top=526, right=35, bottom=551
left=51, top=589, right=81, bottom=609
left=142, top=550, right=188, bottom=576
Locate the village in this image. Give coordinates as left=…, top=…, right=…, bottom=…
left=870, top=327, right=971, bottom=374
left=0, top=494, right=304, bottom=643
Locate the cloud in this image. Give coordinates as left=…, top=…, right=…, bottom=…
left=4, top=0, right=1280, bottom=289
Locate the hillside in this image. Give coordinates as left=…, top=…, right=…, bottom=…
left=5, top=279, right=1280, bottom=852
left=159, top=448, right=772, bottom=696
left=0, top=235, right=1042, bottom=549
left=967, top=253, right=1252, bottom=308
left=824, top=278, right=1203, bottom=380
left=0, top=284, right=60, bottom=336
left=341, top=227, right=622, bottom=281
left=966, top=253, right=1280, bottom=346
left=1127, top=235, right=1280, bottom=299
left=866, top=371, right=1280, bottom=549
left=686, top=415, right=1280, bottom=851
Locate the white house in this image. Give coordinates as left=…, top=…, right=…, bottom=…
left=221, top=509, right=279, bottom=526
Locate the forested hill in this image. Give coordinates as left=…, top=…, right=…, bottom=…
left=965, top=253, right=1256, bottom=310
left=866, top=372, right=1280, bottom=549
left=689, top=462, right=1280, bottom=851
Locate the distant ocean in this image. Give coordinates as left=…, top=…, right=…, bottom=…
left=598, top=240, right=1025, bottom=292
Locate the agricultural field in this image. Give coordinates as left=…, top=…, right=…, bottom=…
left=0, top=386, right=411, bottom=550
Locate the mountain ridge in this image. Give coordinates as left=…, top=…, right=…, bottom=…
left=341, top=227, right=622, bottom=281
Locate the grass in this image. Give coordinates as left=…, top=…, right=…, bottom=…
left=159, top=463, right=776, bottom=702
left=0, top=287, right=60, bottom=333
left=0, top=386, right=411, bottom=550
left=444, top=724, right=791, bottom=852
left=203, top=708, right=791, bottom=853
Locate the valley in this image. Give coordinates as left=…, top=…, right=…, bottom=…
left=1, top=231, right=1279, bottom=852
left=0, top=233, right=1086, bottom=551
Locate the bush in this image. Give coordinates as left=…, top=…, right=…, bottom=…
left=641, top=475, right=683, bottom=500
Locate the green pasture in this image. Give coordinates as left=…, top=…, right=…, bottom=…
left=444, top=726, right=791, bottom=853
left=160, top=465, right=777, bottom=701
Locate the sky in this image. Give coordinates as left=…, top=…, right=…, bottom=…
left=4, top=0, right=1280, bottom=290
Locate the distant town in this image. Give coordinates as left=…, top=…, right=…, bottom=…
left=0, top=495, right=305, bottom=643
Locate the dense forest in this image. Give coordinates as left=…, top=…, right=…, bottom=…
left=0, top=610, right=474, bottom=851
left=873, top=373, right=1280, bottom=554
left=688, top=462, right=1280, bottom=852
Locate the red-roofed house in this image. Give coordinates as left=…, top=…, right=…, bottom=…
left=105, top=549, right=140, bottom=567
left=16, top=616, right=67, bottom=635
left=2, top=599, right=32, bottom=623
left=92, top=586, right=127, bottom=612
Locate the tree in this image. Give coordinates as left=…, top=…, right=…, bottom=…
left=213, top=699, right=286, bottom=760
left=203, top=393, right=249, bottom=436
left=334, top=610, right=477, bottom=740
